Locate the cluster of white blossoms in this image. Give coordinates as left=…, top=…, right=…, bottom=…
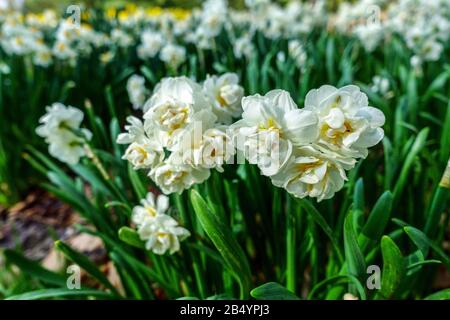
left=232, top=86, right=385, bottom=201
left=386, top=0, right=450, bottom=63
left=131, top=192, right=190, bottom=255
left=118, top=72, right=385, bottom=201
left=117, top=73, right=244, bottom=195
left=36, top=103, right=92, bottom=165
left=126, top=74, right=149, bottom=110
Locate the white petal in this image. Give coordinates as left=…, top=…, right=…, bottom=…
left=284, top=109, right=319, bottom=145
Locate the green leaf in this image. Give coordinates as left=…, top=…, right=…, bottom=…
left=404, top=226, right=449, bottom=267
left=190, top=189, right=251, bottom=299
left=379, top=236, right=405, bottom=299
left=55, top=240, right=119, bottom=296
left=407, top=259, right=441, bottom=270
left=298, top=199, right=344, bottom=263
left=359, top=191, right=393, bottom=252
left=104, top=85, right=117, bottom=119
left=250, top=282, right=300, bottom=300
left=353, top=178, right=365, bottom=233
left=70, top=163, right=111, bottom=195
left=424, top=289, right=450, bottom=300
left=128, top=163, right=147, bottom=199
left=5, top=288, right=114, bottom=300
left=308, top=275, right=367, bottom=300
left=118, top=227, right=145, bottom=249
left=344, top=212, right=366, bottom=281
left=425, top=184, right=449, bottom=236
left=393, top=128, right=429, bottom=206
left=4, top=250, right=66, bottom=287
left=404, top=226, right=429, bottom=257
left=423, top=71, right=449, bottom=102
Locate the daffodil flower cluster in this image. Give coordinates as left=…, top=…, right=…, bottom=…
left=36, top=103, right=92, bottom=165
left=119, top=72, right=385, bottom=202
left=231, top=85, right=385, bottom=201
left=117, top=73, right=244, bottom=195
left=131, top=192, right=190, bottom=255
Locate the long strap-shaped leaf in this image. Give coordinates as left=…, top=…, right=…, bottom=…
left=378, top=236, right=405, bottom=299
left=190, top=189, right=251, bottom=299
left=250, top=282, right=300, bottom=300
left=298, top=199, right=344, bottom=264
left=6, top=288, right=115, bottom=300
left=55, top=240, right=120, bottom=297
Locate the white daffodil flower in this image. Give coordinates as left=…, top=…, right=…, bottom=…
left=32, top=43, right=52, bottom=67
left=131, top=192, right=170, bottom=226
left=233, top=35, right=255, bottom=59
left=36, top=103, right=92, bottom=165
left=116, top=116, right=148, bottom=145
left=110, top=28, right=133, bottom=48
left=143, top=77, right=211, bottom=144
left=36, top=103, right=86, bottom=143
left=137, top=213, right=190, bottom=255
left=122, top=140, right=164, bottom=170
left=304, top=85, right=385, bottom=158
left=137, top=30, right=164, bottom=60
left=159, top=43, right=186, bottom=70
left=271, top=145, right=355, bottom=202
left=203, top=73, right=244, bottom=124
left=173, top=121, right=235, bottom=172
left=46, top=134, right=89, bottom=165
left=232, top=89, right=318, bottom=176
left=149, top=154, right=211, bottom=195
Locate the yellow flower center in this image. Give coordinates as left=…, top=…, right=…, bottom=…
left=145, top=206, right=157, bottom=217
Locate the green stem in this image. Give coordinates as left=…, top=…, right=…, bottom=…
left=286, top=212, right=296, bottom=292
left=286, top=197, right=296, bottom=293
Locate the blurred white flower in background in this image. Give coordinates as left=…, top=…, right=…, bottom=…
left=371, top=75, right=393, bottom=98
left=0, top=0, right=24, bottom=11
left=159, top=43, right=186, bottom=70
left=137, top=30, right=164, bottom=60
left=288, top=40, right=308, bottom=71
left=126, top=74, right=148, bottom=110
left=36, top=103, right=92, bottom=165
left=32, top=43, right=52, bottom=67
left=410, top=55, right=423, bottom=75
left=353, top=23, right=384, bottom=52
left=233, top=35, right=254, bottom=59
left=110, top=28, right=133, bottom=48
